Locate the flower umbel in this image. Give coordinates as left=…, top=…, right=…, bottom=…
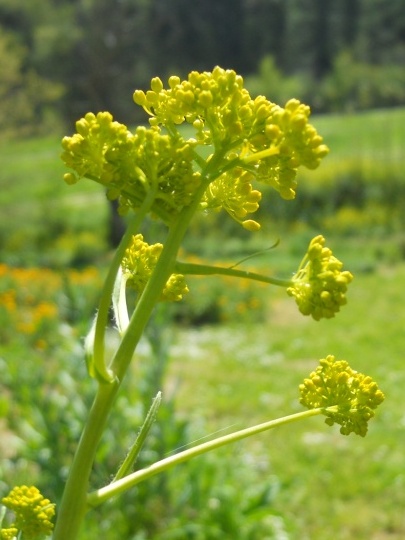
left=122, top=234, right=189, bottom=302
left=62, top=67, right=329, bottom=231
left=61, top=113, right=201, bottom=223
left=287, top=235, right=353, bottom=320
left=300, top=355, right=385, bottom=436
left=134, top=67, right=329, bottom=206
left=1, top=485, right=55, bottom=539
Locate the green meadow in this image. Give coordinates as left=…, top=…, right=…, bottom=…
left=1, top=107, right=405, bottom=538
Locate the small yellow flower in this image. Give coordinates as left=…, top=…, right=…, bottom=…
left=61, top=113, right=201, bottom=224
left=1, top=485, right=55, bottom=539
left=300, top=355, right=385, bottom=436
left=287, top=235, right=353, bottom=320
left=201, top=168, right=261, bottom=229
left=122, top=234, right=189, bottom=302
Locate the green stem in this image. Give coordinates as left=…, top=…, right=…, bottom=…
left=52, top=381, right=120, bottom=540
left=175, top=261, right=293, bottom=288
left=110, top=176, right=212, bottom=381
left=242, top=145, right=280, bottom=164
left=53, top=176, right=212, bottom=540
left=87, top=407, right=327, bottom=509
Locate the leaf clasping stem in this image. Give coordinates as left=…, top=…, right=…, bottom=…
left=91, top=187, right=158, bottom=382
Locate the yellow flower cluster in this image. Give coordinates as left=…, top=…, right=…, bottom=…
left=134, top=67, right=328, bottom=212
left=61, top=112, right=201, bottom=223
left=287, top=235, right=353, bottom=320
left=0, top=527, right=18, bottom=540
left=299, top=355, right=385, bottom=436
left=63, top=67, right=328, bottom=230
left=1, top=485, right=55, bottom=539
left=133, top=67, right=248, bottom=140
left=122, top=234, right=189, bottom=302
left=201, top=168, right=262, bottom=231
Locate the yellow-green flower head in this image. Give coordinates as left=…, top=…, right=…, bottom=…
left=133, top=67, right=328, bottom=200
left=287, top=235, right=353, bottom=320
left=122, top=234, right=189, bottom=301
left=201, top=168, right=262, bottom=231
left=61, top=112, right=200, bottom=223
left=134, top=67, right=246, bottom=138
left=62, top=68, right=329, bottom=230
left=299, top=355, right=385, bottom=437
left=0, top=528, right=18, bottom=540
left=1, top=485, right=55, bottom=539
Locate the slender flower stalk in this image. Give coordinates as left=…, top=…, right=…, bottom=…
left=174, top=260, right=292, bottom=288
left=87, top=408, right=324, bottom=509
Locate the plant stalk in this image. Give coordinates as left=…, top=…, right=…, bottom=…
left=175, top=261, right=293, bottom=288
left=87, top=407, right=325, bottom=508
left=53, top=175, right=212, bottom=540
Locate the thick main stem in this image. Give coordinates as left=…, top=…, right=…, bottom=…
left=52, top=382, right=119, bottom=539
left=53, top=177, right=211, bottom=540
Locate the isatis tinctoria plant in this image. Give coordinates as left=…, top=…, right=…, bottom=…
left=1, top=67, right=384, bottom=540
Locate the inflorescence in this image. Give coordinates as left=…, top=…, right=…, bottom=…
left=62, top=66, right=328, bottom=230
left=300, top=355, right=385, bottom=437
left=122, top=234, right=189, bottom=302
left=1, top=485, right=55, bottom=539
left=287, top=235, right=353, bottom=320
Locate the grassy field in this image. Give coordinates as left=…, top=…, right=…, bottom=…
left=0, top=134, right=107, bottom=266
left=167, top=261, right=405, bottom=539
left=299, top=106, right=405, bottom=185
left=1, top=107, right=405, bottom=538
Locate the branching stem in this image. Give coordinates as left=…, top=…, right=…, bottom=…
left=87, top=407, right=328, bottom=509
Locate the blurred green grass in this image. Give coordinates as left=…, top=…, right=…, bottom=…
left=0, top=135, right=108, bottom=266
left=168, top=263, right=405, bottom=539
left=301, top=106, right=404, bottom=183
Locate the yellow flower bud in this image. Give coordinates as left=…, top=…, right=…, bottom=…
left=151, top=77, right=164, bottom=93
left=242, top=220, right=261, bottom=231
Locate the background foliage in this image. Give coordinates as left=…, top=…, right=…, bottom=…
left=1, top=0, right=405, bottom=136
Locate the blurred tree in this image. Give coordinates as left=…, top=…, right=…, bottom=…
left=2, top=0, right=405, bottom=134
left=0, top=27, right=63, bottom=138
left=51, top=0, right=151, bottom=125
left=147, top=0, right=246, bottom=76
left=244, top=0, right=288, bottom=71
left=356, top=0, right=405, bottom=64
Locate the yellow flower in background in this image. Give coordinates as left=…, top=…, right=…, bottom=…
left=1, top=485, right=55, bottom=539
left=287, top=235, right=353, bottom=320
